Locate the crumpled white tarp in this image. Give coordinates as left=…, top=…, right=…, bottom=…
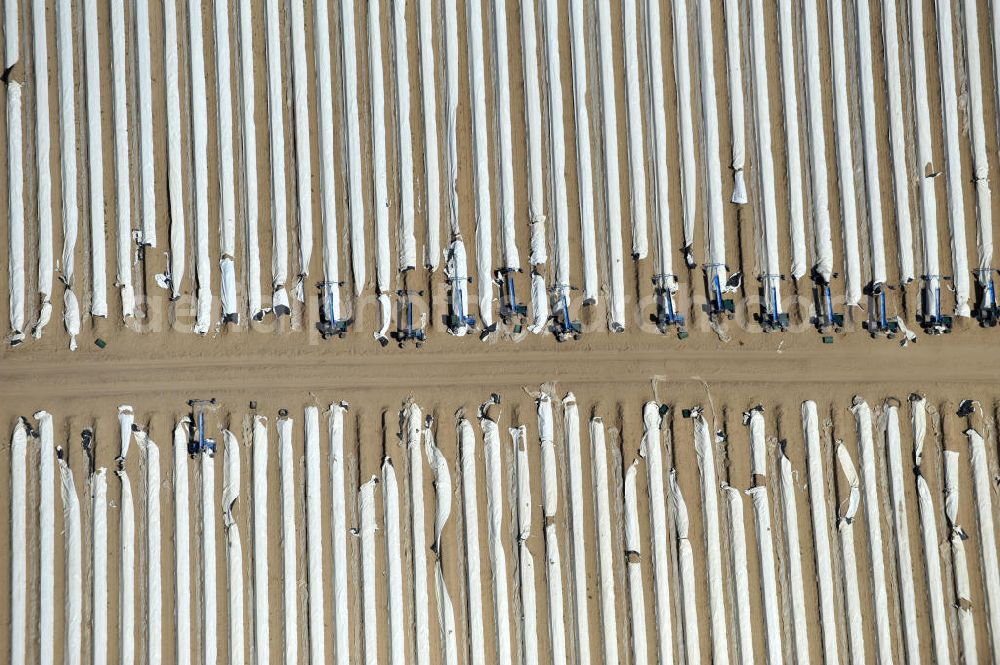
left=199, top=446, right=217, bottom=665
left=82, top=0, right=106, bottom=317
left=163, top=0, right=185, bottom=299
left=722, top=0, right=746, bottom=205
left=406, top=405, right=431, bottom=665
left=468, top=0, right=494, bottom=326
left=119, top=469, right=136, bottom=665
left=963, top=0, right=992, bottom=280
left=222, top=431, right=244, bottom=665
left=369, top=0, right=390, bottom=310
left=512, top=425, right=537, bottom=665
left=692, top=409, right=729, bottom=664
left=562, top=394, right=591, bottom=664
left=358, top=477, right=379, bottom=665
left=480, top=403, right=512, bottom=663
left=828, top=0, right=861, bottom=306
left=426, top=421, right=459, bottom=665
left=622, top=0, right=647, bottom=258
left=917, top=476, right=961, bottom=663
left=118, top=405, right=134, bottom=460
left=304, top=407, right=325, bottom=663
left=237, top=1, right=262, bottom=319
left=589, top=418, right=619, bottom=663
left=63, top=289, right=80, bottom=351
left=137, top=430, right=162, bottom=665
left=802, top=401, right=838, bottom=663
left=92, top=468, right=108, bottom=665
left=669, top=0, right=697, bottom=250
left=188, top=0, right=212, bottom=334
left=60, top=458, right=82, bottom=665
left=542, top=0, right=571, bottom=305
left=493, top=0, right=519, bottom=272
left=640, top=402, right=674, bottom=665
left=109, top=0, right=133, bottom=319
left=521, top=0, right=547, bottom=265
left=251, top=415, right=269, bottom=664
left=623, top=461, right=647, bottom=665
left=776, top=0, right=805, bottom=278
left=568, top=1, right=598, bottom=303
left=855, top=0, right=887, bottom=287
left=595, top=1, right=624, bottom=330
left=7, top=79, right=25, bottom=342
left=278, top=416, right=298, bottom=663
left=289, top=0, right=312, bottom=296
left=967, top=428, right=1000, bottom=657
left=383, top=457, right=405, bottom=665
left=328, top=405, right=350, bottom=665
left=883, top=405, right=919, bottom=662
left=537, top=396, right=567, bottom=665
left=881, top=0, right=914, bottom=283
left=942, top=453, right=974, bottom=663
left=265, top=0, right=289, bottom=315
left=801, top=3, right=833, bottom=282
left=36, top=411, right=55, bottom=664
left=31, top=0, right=53, bottom=340
left=778, top=450, right=810, bottom=662
left=10, top=420, right=27, bottom=663
left=851, top=399, right=892, bottom=664
left=836, top=444, right=866, bottom=665
left=418, top=1, right=440, bottom=270
left=459, top=415, right=487, bottom=665
left=935, top=0, right=971, bottom=315
left=910, top=395, right=927, bottom=465
left=669, top=469, right=701, bottom=664
left=214, top=0, right=237, bottom=324
left=723, top=486, right=753, bottom=665
left=391, top=0, right=415, bottom=273
left=340, top=0, right=366, bottom=292
left=173, top=420, right=192, bottom=664
left=445, top=237, right=471, bottom=337
left=56, top=0, right=80, bottom=348
left=528, top=272, right=549, bottom=334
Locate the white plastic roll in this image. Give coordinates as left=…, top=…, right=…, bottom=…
left=836, top=444, right=866, bottom=665
left=640, top=402, right=674, bottom=665
left=392, top=0, right=416, bottom=272
left=278, top=417, right=298, bottom=664
left=778, top=451, right=810, bottom=663
left=173, top=421, right=192, bottom=665
left=82, top=0, right=106, bottom=317
left=917, top=476, right=951, bottom=663
left=443, top=0, right=460, bottom=242
left=59, top=458, right=82, bottom=665
left=563, top=394, right=591, bottom=664
left=108, top=0, right=132, bottom=319
left=91, top=469, right=108, bottom=665
left=528, top=272, right=549, bottom=334
left=119, top=469, right=135, bottom=665
left=935, top=0, right=971, bottom=315
left=358, top=477, right=379, bottom=665
left=303, top=408, right=325, bottom=663
left=340, top=0, right=366, bottom=293
left=568, top=0, right=598, bottom=303
left=328, top=405, right=349, bottom=665
left=723, top=486, right=753, bottom=665
left=669, top=469, right=701, bottom=665
left=542, top=0, right=571, bottom=300
left=722, top=0, right=747, bottom=205
left=459, top=416, right=487, bottom=665
left=36, top=411, right=55, bottom=664
left=250, top=416, right=269, bottom=665
left=214, top=0, right=237, bottom=323
left=692, top=409, right=730, bottom=665
left=468, top=0, right=494, bottom=325
left=63, top=289, right=80, bottom=351
left=493, top=0, right=519, bottom=272
left=512, top=425, right=537, bottom=665
left=880, top=0, right=914, bottom=283
left=383, top=457, right=405, bottom=665
left=31, top=0, right=53, bottom=339
left=10, top=420, right=27, bottom=663
left=137, top=430, right=162, bottom=665
left=480, top=405, right=512, bottom=663
left=445, top=237, right=471, bottom=337
left=222, top=431, right=244, bottom=665
left=828, top=0, right=861, bottom=305
left=669, top=0, right=697, bottom=249
left=163, top=0, right=185, bottom=298
left=522, top=0, right=547, bottom=264
left=883, top=406, right=919, bottom=663
left=426, top=422, right=459, bottom=665
left=589, top=419, right=619, bottom=664
left=7, top=80, right=25, bottom=341
left=56, top=0, right=79, bottom=340
left=777, top=0, right=806, bottom=278
left=538, top=396, right=568, bottom=665
left=406, top=405, right=431, bottom=665
left=910, top=395, right=927, bottom=465
left=288, top=0, right=312, bottom=295
left=851, top=399, right=892, bottom=664
left=801, top=4, right=833, bottom=282
left=265, top=0, right=289, bottom=313
left=967, top=428, right=1000, bottom=660
left=855, top=0, right=887, bottom=287
left=943, top=450, right=979, bottom=663
left=118, top=404, right=134, bottom=460
left=418, top=0, right=440, bottom=270
left=623, top=461, right=647, bottom=665
left=595, top=0, right=624, bottom=330
left=200, top=449, right=217, bottom=665
left=622, top=0, right=647, bottom=258
left=369, top=0, right=391, bottom=300
left=188, top=0, right=212, bottom=334
left=237, top=1, right=262, bottom=319
left=963, top=0, right=992, bottom=280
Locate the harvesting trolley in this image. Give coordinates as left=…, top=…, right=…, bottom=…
left=187, top=398, right=218, bottom=457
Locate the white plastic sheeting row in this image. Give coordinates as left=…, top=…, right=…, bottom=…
left=776, top=0, right=805, bottom=280
left=427, top=421, right=459, bottom=665
left=480, top=401, right=512, bottom=663
left=542, top=0, right=571, bottom=311
left=538, top=394, right=568, bottom=665
left=723, top=485, right=752, bottom=665
left=622, top=0, right=647, bottom=260
left=369, top=0, right=392, bottom=341
left=640, top=402, right=674, bottom=665
left=942, top=451, right=975, bottom=662
left=406, top=405, right=431, bottom=665
left=670, top=469, right=701, bottom=664
left=468, top=0, right=494, bottom=328
left=968, top=428, right=1000, bottom=661
left=562, top=394, right=591, bottom=664
left=238, top=2, right=262, bottom=320
left=419, top=1, right=440, bottom=271
left=963, top=0, right=992, bottom=283
left=801, top=4, right=834, bottom=283
left=163, top=0, right=185, bottom=301
left=214, top=0, right=237, bottom=324
left=391, top=0, right=415, bottom=273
